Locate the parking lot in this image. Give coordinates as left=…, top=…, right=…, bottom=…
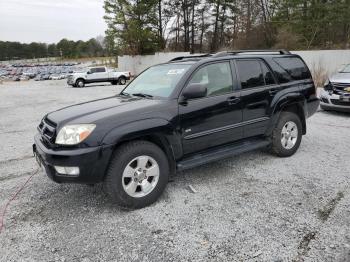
left=0, top=62, right=81, bottom=82
left=0, top=80, right=349, bottom=261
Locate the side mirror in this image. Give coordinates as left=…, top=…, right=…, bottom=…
left=182, top=83, right=207, bottom=99
left=87, top=71, right=92, bottom=74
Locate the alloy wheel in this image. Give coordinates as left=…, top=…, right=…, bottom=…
left=122, top=155, right=160, bottom=198
left=281, top=121, right=298, bottom=150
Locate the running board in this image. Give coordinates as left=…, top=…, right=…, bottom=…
left=177, top=138, right=270, bottom=171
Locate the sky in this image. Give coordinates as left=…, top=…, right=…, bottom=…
left=0, top=0, right=107, bottom=43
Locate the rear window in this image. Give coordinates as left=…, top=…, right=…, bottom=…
left=273, top=57, right=311, bottom=81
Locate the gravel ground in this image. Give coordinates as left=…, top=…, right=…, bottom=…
left=0, top=80, right=349, bottom=262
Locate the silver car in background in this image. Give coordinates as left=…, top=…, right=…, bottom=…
left=320, top=64, right=350, bottom=112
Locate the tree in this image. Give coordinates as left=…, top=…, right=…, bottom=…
left=104, top=0, right=161, bottom=55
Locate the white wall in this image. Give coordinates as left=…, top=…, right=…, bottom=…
left=292, top=50, right=350, bottom=75
left=118, top=50, right=350, bottom=76
left=118, top=52, right=190, bottom=75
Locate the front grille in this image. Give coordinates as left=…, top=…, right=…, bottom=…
left=321, top=97, right=329, bottom=104
left=330, top=99, right=350, bottom=106
left=331, top=82, right=350, bottom=91
left=38, top=117, right=57, bottom=143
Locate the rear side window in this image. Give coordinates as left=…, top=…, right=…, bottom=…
left=273, top=57, right=311, bottom=81
left=95, top=67, right=106, bottom=73
left=236, top=60, right=265, bottom=89
left=261, top=62, right=276, bottom=85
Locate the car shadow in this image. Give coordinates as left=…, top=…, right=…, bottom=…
left=69, top=83, right=128, bottom=88
left=27, top=149, right=268, bottom=215
left=318, top=109, right=350, bottom=117
left=68, top=83, right=112, bottom=88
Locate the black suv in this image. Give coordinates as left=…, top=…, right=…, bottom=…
left=33, top=50, right=319, bottom=208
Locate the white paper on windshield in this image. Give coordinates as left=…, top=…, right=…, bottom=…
left=167, top=69, right=185, bottom=75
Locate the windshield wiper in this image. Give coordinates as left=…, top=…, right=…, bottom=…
left=120, top=91, right=131, bottom=96
left=132, top=93, right=153, bottom=98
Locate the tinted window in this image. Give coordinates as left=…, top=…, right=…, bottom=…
left=95, top=67, right=106, bottom=73
left=261, top=62, right=276, bottom=85
left=236, top=60, right=264, bottom=89
left=273, top=57, right=311, bottom=80
left=189, top=62, right=233, bottom=96
left=272, top=65, right=291, bottom=83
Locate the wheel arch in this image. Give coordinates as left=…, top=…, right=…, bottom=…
left=75, top=78, right=85, bottom=84
left=267, top=95, right=307, bottom=136
left=118, top=75, right=127, bottom=84
left=102, top=119, right=181, bottom=178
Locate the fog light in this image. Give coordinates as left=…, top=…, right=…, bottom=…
left=54, top=166, right=79, bottom=176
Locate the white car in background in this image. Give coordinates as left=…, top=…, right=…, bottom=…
left=67, top=66, right=131, bottom=88
left=49, top=74, right=61, bottom=80
left=320, top=64, right=350, bottom=112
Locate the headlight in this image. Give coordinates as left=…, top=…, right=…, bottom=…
left=55, top=124, right=96, bottom=145
left=324, top=79, right=333, bottom=91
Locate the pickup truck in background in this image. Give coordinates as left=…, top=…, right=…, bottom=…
left=67, top=66, right=131, bottom=87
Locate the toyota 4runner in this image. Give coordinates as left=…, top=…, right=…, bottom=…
left=33, top=50, right=319, bottom=208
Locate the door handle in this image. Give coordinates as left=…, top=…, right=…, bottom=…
left=227, top=97, right=240, bottom=105
left=269, top=89, right=279, bottom=96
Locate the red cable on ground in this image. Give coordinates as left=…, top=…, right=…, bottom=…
left=0, top=168, right=39, bottom=234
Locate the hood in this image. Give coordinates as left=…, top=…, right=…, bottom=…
left=47, top=95, right=167, bottom=127
left=329, top=72, right=350, bottom=83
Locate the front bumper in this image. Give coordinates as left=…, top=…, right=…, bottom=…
left=320, top=90, right=350, bottom=113
left=33, top=134, right=113, bottom=184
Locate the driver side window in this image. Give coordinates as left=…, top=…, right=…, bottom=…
left=188, top=62, right=234, bottom=97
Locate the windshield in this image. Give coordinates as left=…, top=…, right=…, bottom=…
left=122, top=63, right=192, bottom=98
left=340, top=64, right=350, bottom=73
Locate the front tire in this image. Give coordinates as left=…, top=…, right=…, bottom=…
left=104, top=141, right=169, bottom=209
left=271, top=111, right=302, bottom=157
left=76, top=79, right=85, bottom=88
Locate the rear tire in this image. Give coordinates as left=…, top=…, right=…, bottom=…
left=271, top=111, right=302, bottom=157
left=118, top=76, right=127, bottom=85
left=104, top=141, right=169, bottom=209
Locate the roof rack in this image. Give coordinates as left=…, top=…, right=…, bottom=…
left=169, top=54, right=211, bottom=62
left=168, top=50, right=291, bottom=62
left=212, top=49, right=291, bottom=57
